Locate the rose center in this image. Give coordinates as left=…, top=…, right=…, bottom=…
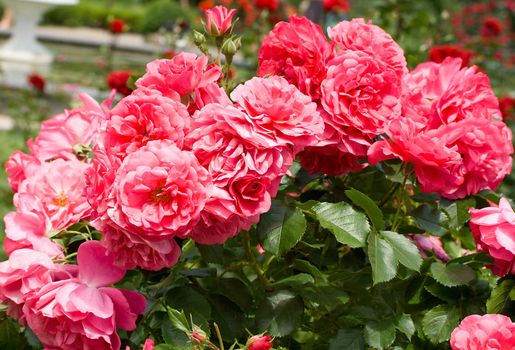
left=53, top=193, right=69, bottom=207
left=150, top=186, right=172, bottom=204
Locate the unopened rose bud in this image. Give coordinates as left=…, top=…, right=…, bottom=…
left=190, top=329, right=206, bottom=345
left=193, top=30, right=207, bottom=46
left=204, top=5, right=237, bottom=37
left=221, top=36, right=241, bottom=58
left=247, top=334, right=273, bottom=350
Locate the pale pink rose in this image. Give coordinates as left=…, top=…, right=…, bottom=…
left=5, top=151, right=40, bottom=192
left=95, top=140, right=211, bottom=238
left=28, top=94, right=107, bottom=162
left=230, top=76, right=324, bottom=150
left=450, top=314, right=515, bottom=350
left=96, top=222, right=181, bottom=271
left=3, top=203, right=62, bottom=258
left=16, top=158, right=91, bottom=231
left=258, top=16, right=333, bottom=99
left=328, top=18, right=407, bottom=77
left=204, top=5, right=237, bottom=36
left=410, top=234, right=450, bottom=262
left=103, top=92, right=190, bottom=158
left=136, top=53, right=221, bottom=98
left=470, top=198, right=515, bottom=277
left=321, top=49, right=404, bottom=139
left=0, top=249, right=54, bottom=323
left=23, top=241, right=146, bottom=350
left=403, top=58, right=501, bottom=128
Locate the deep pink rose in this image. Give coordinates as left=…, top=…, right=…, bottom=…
left=470, top=198, right=515, bottom=277
left=29, top=94, right=107, bottom=162
left=204, top=5, right=236, bottom=36
left=136, top=53, right=221, bottom=98
left=96, top=222, right=181, bottom=271
left=321, top=49, right=403, bottom=139
left=230, top=76, right=324, bottom=150
left=248, top=334, right=273, bottom=350
left=298, top=144, right=365, bottom=176
left=23, top=241, right=146, bottom=350
left=403, top=57, right=501, bottom=128
left=103, top=91, right=190, bottom=158
left=93, top=140, right=211, bottom=238
left=16, top=158, right=91, bottom=231
left=258, top=16, right=333, bottom=99
left=450, top=314, right=515, bottom=350
left=192, top=83, right=232, bottom=112
left=410, top=234, right=450, bottom=262
left=328, top=18, right=407, bottom=75
left=189, top=212, right=257, bottom=245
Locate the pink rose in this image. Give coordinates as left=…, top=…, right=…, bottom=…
left=136, top=53, right=221, bottom=98
left=410, top=234, right=450, bottom=262
left=321, top=49, right=403, bottom=139
left=16, top=158, right=91, bottom=231
left=450, top=314, right=515, bottom=350
left=28, top=94, right=107, bottom=162
left=258, top=16, right=333, bottom=99
left=328, top=18, right=407, bottom=77
left=192, top=83, right=232, bottom=112
left=92, top=140, right=211, bottom=238
left=5, top=151, right=40, bottom=192
left=96, top=222, right=181, bottom=271
left=248, top=334, right=273, bottom=350
left=189, top=212, right=257, bottom=245
left=204, top=6, right=236, bottom=36
left=0, top=249, right=54, bottom=323
left=469, top=198, right=515, bottom=277
left=403, top=57, right=501, bottom=128
left=103, top=91, right=190, bottom=158
left=23, top=241, right=146, bottom=350
left=230, top=76, right=324, bottom=150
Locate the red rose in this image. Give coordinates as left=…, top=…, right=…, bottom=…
left=248, top=334, right=273, bottom=350
left=499, top=96, right=514, bottom=120
left=255, top=0, right=278, bottom=11
left=106, top=70, right=133, bottom=96
left=479, top=16, right=502, bottom=38
left=109, top=18, right=126, bottom=34
left=27, top=73, right=45, bottom=93
left=429, top=45, right=473, bottom=67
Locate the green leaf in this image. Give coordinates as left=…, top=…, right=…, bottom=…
left=209, top=294, right=246, bottom=341
left=256, top=290, right=304, bottom=337
left=165, top=287, right=211, bottom=329
left=381, top=231, right=422, bottom=271
left=368, top=233, right=398, bottom=284
left=293, top=259, right=327, bottom=283
left=487, top=279, right=515, bottom=313
left=24, top=327, right=42, bottom=350
left=440, top=198, right=476, bottom=229
left=259, top=202, right=307, bottom=256
left=314, top=202, right=370, bottom=248
left=271, top=273, right=314, bottom=289
left=329, top=329, right=365, bottom=350
left=166, top=308, right=191, bottom=334
left=422, top=304, right=460, bottom=344
left=216, top=278, right=253, bottom=311
left=345, top=188, right=384, bottom=229
left=301, top=285, right=349, bottom=312
left=430, top=262, right=476, bottom=287
left=364, top=321, right=396, bottom=349
left=412, top=204, right=447, bottom=236
left=395, top=314, right=415, bottom=340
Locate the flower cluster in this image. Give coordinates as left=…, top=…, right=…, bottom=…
left=450, top=314, right=515, bottom=350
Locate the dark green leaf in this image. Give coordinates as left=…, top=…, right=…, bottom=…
left=487, top=279, right=515, bottom=314
left=395, top=314, right=415, bottom=340
left=166, top=287, right=211, bottom=329
left=293, top=259, right=327, bottom=283
left=430, top=262, right=476, bottom=287
left=440, top=198, right=475, bottom=229
left=424, top=282, right=460, bottom=302
left=422, top=304, right=460, bottom=344
left=382, top=231, right=422, bottom=271
left=271, top=273, right=314, bottom=289
left=301, top=285, right=349, bottom=311
left=329, top=329, right=365, bottom=350
left=216, top=278, right=253, bottom=310
left=368, top=233, right=398, bottom=284
left=364, top=321, right=396, bottom=349
left=0, top=319, right=26, bottom=350
left=256, top=290, right=304, bottom=337
left=259, top=202, right=307, bottom=256
left=345, top=188, right=384, bottom=229
left=314, top=202, right=370, bottom=247
left=412, top=204, right=447, bottom=236
left=209, top=294, right=246, bottom=341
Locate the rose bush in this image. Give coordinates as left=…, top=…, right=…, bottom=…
left=0, top=5, right=514, bottom=350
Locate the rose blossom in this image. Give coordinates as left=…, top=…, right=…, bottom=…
left=96, top=222, right=181, bottom=271
left=16, top=158, right=91, bottom=231
left=258, top=16, right=333, bottom=99
left=92, top=140, right=211, bottom=238
left=410, top=234, right=450, bottom=262
left=230, top=76, right=324, bottom=150
left=107, top=70, right=133, bottom=96
left=27, top=73, right=45, bottom=92
left=450, top=314, right=515, bottom=350
left=255, top=0, right=278, bottom=11
left=5, top=151, right=40, bottom=192
left=189, top=212, right=257, bottom=245
left=23, top=241, right=147, bottom=350
left=247, top=334, right=273, bottom=350
left=0, top=249, right=54, bottom=323
left=429, top=45, right=473, bottom=67
left=469, top=198, right=515, bottom=277
left=323, top=0, right=349, bottom=12
left=136, top=53, right=221, bottom=98
left=103, top=91, right=190, bottom=158
left=204, top=5, right=236, bottom=36
left=28, top=94, right=107, bottom=162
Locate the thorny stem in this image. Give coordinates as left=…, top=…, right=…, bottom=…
left=241, top=231, right=270, bottom=290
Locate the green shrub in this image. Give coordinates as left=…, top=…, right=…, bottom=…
left=140, top=0, right=198, bottom=33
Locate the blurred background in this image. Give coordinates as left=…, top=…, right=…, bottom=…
left=0, top=0, right=513, bottom=260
